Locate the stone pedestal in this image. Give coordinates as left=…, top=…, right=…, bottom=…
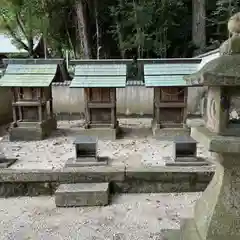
left=151, top=119, right=190, bottom=138
left=65, top=135, right=108, bottom=167
left=165, top=135, right=210, bottom=166
left=9, top=117, right=57, bottom=141
left=163, top=127, right=240, bottom=240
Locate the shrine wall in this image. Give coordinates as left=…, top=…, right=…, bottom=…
left=52, top=83, right=203, bottom=118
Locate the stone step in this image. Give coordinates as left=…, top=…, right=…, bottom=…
left=166, top=161, right=210, bottom=166
left=65, top=157, right=108, bottom=168
left=55, top=182, right=109, bottom=207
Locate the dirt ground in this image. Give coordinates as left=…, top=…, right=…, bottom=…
left=0, top=118, right=209, bottom=170
left=0, top=192, right=201, bottom=240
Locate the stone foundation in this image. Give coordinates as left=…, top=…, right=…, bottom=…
left=0, top=166, right=214, bottom=197
left=66, top=127, right=120, bottom=140
left=9, top=118, right=57, bottom=141
left=151, top=120, right=190, bottom=138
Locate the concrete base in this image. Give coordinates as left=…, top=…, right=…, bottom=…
left=0, top=165, right=214, bottom=197
left=55, top=183, right=109, bottom=207
left=165, top=157, right=210, bottom=167
left=65, top=157, right=108, bottom=167
left=152, top=120, right=190, bottom=138
left=9, top=118, right=57, bottom=141
left=66, top=127, right=119, bottom=140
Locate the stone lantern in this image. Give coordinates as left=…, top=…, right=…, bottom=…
left=163, top=13, right=240, bottom=240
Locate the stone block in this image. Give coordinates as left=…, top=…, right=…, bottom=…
left=67, top=127, right=118, bottom=140
left=173, top=135, right=197, bottom=160
left=74, top=135, right=97, bottom=159
left=55, top=182, right=109, bottom=207
left=9, top=118, right=57, bottom=141
left=152, top=126, right=190, bottom=138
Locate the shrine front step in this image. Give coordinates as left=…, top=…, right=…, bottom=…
left=66, top=127, right=118, bottom=140
left=9, top=118, right=57, bottom=141
left=152, top=127, right=190, bottom=138
left=9, top=127, right=45, bottom=141
left=55, top=182, right=109, bottom=207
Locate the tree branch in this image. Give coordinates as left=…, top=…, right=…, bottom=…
left=15, top=12, right=28, bottom=39
left=1, top=15, right=29, bottom=51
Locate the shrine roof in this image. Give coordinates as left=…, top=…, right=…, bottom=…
left=70, top=63, right=127, bottom=88
left=142, top=58, right=201, bottom=87
left=0, top=59, right=64, bottom=87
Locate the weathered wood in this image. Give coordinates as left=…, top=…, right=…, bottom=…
left=84, top=87, right=117, bottom=129
left=87, top=103, right=115, bottom=108
left=110, top=88, right=116, bottom=128
left=183, top=88, right=188, bottom=123
left=84, top=88, right=90, bottom=128
left=12, top=107, right=17, bottom=123
left=153, top=86, right=187, bottom=128
left=12, top=101, right=46, bottom=107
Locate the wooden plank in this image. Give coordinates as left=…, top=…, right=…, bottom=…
left=87, top=103, right=115, bottom=109
left=155, top=88, right=160, bottom=124
left=101, top=88, right=111, bottom=102
left=84, top=88, right=90, bottom=128
left=110, top=89, right=116, bottom=128
left=183, top=88, right=188, bottom=123
left=156, top=102, right=186, bottom=108
left=90, top=88, right=101, bottom=102
left=12, top=101, right=46, bottom=107
left=49, top=87, right=53, bottom=118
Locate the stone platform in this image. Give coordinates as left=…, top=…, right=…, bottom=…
left=0, top=165, right=214, bottom=197
left=9, top=118, right=57, bottom=141
left=66, top=127, right=119, bottom=140
left=151, top=120, right=190, bottom=138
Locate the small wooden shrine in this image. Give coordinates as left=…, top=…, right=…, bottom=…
left=0, top=59, right=67, bottom=141
left=70, top=60, right=127, bottom=139
left=142, top=58, right=201, bottom=136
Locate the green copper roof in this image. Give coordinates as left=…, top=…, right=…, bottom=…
left=0, top=64, right=57, bottom=87
left=144, top=63, right=199, bottom=87
left=70, top=64, right=127, bottom=88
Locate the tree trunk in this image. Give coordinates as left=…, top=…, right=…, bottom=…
left=132, top=0, right=143, bottom=58
left=94, top=0, right=101, bottom=59
left=114, top=0, right=126, bottom=59
left=192, top=0, right=206, bottom=54
left=75, top=0, right=91, bottom=59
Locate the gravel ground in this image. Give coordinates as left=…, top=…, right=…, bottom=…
left=0, top=192, right=201, bottom=240
left=0, top=119, right=209, bottom=170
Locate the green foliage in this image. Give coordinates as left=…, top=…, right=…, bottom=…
left=0, top=0, right=47, bottom=55
left=0, top=0, right=233, bottom=59
left=109, top=0, right=191, bottom=58
left=210, top=0, right=240, bottom=40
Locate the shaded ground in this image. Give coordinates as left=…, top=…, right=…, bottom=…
left=0, top=192, right=201, bottom=240
left=0, top=118, right=209, bottom=170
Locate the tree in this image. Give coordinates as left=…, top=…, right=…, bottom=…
left=192, top=0, right=206, bottom=54
left=210, top=0, right=240, bottom=41
left=0, top=0, right=48, bottom=57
